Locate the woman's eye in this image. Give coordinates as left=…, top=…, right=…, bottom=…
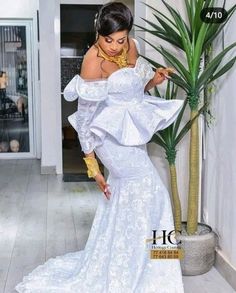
left=105, top=39, right=112, bottom=43
left=118, top=40, right=125, bottom=44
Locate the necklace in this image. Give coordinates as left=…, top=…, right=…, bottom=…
left=96, top=44, right=129, bottom=69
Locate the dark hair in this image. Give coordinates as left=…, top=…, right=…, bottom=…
left=95, top=2, right=133, bottom=36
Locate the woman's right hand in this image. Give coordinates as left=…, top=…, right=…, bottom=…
left=94, top=172, right=111, bottom=200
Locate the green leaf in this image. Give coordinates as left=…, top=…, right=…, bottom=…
left=197, top=42, right=236, bottom=89
left=141, top=38, right=192, bottom=82
left=154, top=86, right=161, bottom=97
left=162, top=0, right=191, bottom=37
left=140, top=17, right=166, bottom=33
left=193, top=0, right=205, bottom=37
left=139, top=54, right=165, bottom=69
left=158, top=128, right=172, bottom=146
left=160, top=45, right=192, bottom=83
left=150, top=133, right=167, bottom=149
left=161, top=0, right=194, bottom=72
left=203, top=4, right=236, bottom=51
left=135, top=24, right=183, bottom=50
left=171, top=82, right=178, bottom=100
left=192, top=22, right=209, bottom=81
left=208, top=57, right=236, bottom=83
left=161, top=1, right=192, bottom=55
left=166, top=80, right=171, bottom=100
left=142, top=2, right=177, bottom=28
left=152, top=14, right=184, bottom=49
left=173, top=97, right=188, bottom=138
left=184, top=0, right=191, bottom=26
left=190, top=0, right=195, bottom=31
left=203, top=0, right=215, bottom=9
left=139, top=54, right=190, bottom=92
left=169, top=73, right=190, bottom=92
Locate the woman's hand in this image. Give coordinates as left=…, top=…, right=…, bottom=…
left=94, top=172, right=111, bottom=200
left=153, top=67, right=175, bottom=86
left=144, top=67, right=175, bottom=92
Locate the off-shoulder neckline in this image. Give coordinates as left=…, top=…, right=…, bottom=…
left=79, top=55, right=143, bottom=84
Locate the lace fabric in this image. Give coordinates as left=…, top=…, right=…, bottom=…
left=15, top=135, right=185, bottom=293
left=68, top=98, right=102, bottom=154
left=15, top=40, right=185, bottom=292
left=64, top=55, right=183, bottom=154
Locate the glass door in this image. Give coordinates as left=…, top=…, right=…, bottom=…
left=61, top=4, right=104, bottom=181
left=0, top=20, right=35, bottom=157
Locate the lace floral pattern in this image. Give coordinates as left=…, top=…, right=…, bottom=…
left=68, top=98, right=103, bottom=154
left=15, top=40, right=185, bottom=292
left=134, top=57, right=155, bottom=86
left=66, top=55, right=183, bottom=153
left=15, top=135, right=184, bottom=293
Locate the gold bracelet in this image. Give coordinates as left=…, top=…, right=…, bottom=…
left=83, top=157, right=100, bottom=178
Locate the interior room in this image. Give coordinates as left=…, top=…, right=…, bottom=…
left=0, top=0, right=236, bottom=292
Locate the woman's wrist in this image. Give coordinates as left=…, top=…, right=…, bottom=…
left=83, top=155, right=101, bottom=178
left=144, top=78, right=155, bottom=92
left=85, top=151, right=95, bottom=158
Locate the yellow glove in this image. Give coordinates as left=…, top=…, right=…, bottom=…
left=83, top=157, right=101, bottom=178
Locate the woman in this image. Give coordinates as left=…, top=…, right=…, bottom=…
left=15, top=2, right=185, bottom=292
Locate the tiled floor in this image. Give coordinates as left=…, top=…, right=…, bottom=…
left=0, top=159, right=235, bottom=293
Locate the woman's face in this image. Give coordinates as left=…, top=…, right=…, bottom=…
left=97, top=30, right=129, bottom=56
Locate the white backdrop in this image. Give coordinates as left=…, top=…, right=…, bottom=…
left=202, top=0, right=236, bottom=267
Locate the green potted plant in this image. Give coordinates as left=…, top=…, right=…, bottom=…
left=138, top=0, right=236, bottom=275
left=150, top=82, right=206, bottom=233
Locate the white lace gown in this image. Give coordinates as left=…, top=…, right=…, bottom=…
left=15, top=54, right=185, bottom=292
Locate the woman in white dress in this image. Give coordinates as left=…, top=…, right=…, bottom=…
left=15, top=2, right=185, bottom=292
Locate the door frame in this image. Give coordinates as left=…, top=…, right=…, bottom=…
left=55, top=0, right=145, bottom=174
left=0, top=19, right=39, bottom=159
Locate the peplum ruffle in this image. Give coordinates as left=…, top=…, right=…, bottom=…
left=88, top=95, right=183, bottom=146
left=63, top=56, right=184, bottom=152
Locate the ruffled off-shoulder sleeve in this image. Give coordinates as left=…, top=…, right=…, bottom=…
left=135, top=57, right=155, bottom=87
left=132, top=38, right=155, bottom=86
left=63, top=75, right=107, bottom=102
left=63, top=75, right=108, bottom=154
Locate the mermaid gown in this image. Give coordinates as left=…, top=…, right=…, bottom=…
left=15, top=54, right=185, bottom=292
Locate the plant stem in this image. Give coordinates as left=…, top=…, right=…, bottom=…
left=187, top=109, right=199, bottom=234
left=169, top=164, right=182, bottom=232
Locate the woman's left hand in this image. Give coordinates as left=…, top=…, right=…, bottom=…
left=153, top=67, right=175, bottom=85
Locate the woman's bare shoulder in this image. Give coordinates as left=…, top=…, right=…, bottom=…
left=80, top=45, right=102, bottom=79
left=129, top=38, right=138, bottom=53
left=127, top=37, right=139, bottom=65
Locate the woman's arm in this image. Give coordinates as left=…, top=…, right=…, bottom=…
left=144, top=78, right=160, bottom=92
left=84, top=151, right=95, bottom=158
left=79, top=51, right=111, bottom=199
left=84, top=150, right=111, bottom=200
left=144, top=67, right=174, bottom=92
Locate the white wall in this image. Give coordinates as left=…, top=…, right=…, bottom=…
left=202, top=0, right=236, bottom=270
left=39, top=0, right=61, bottom=173
left=0, top=0, right=38, bottom=18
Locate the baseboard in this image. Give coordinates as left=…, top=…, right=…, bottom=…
left=215, top=248, right=236, bottom=290
left=63, top=173, right=94, bottom=182
left=41, top=165, right=56, bottom=174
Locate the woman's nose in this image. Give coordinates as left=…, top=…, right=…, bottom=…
left=111, top=43, right=118, bottom=51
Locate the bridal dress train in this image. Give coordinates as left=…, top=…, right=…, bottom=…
left=15, top=51, right=185, bottom=292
